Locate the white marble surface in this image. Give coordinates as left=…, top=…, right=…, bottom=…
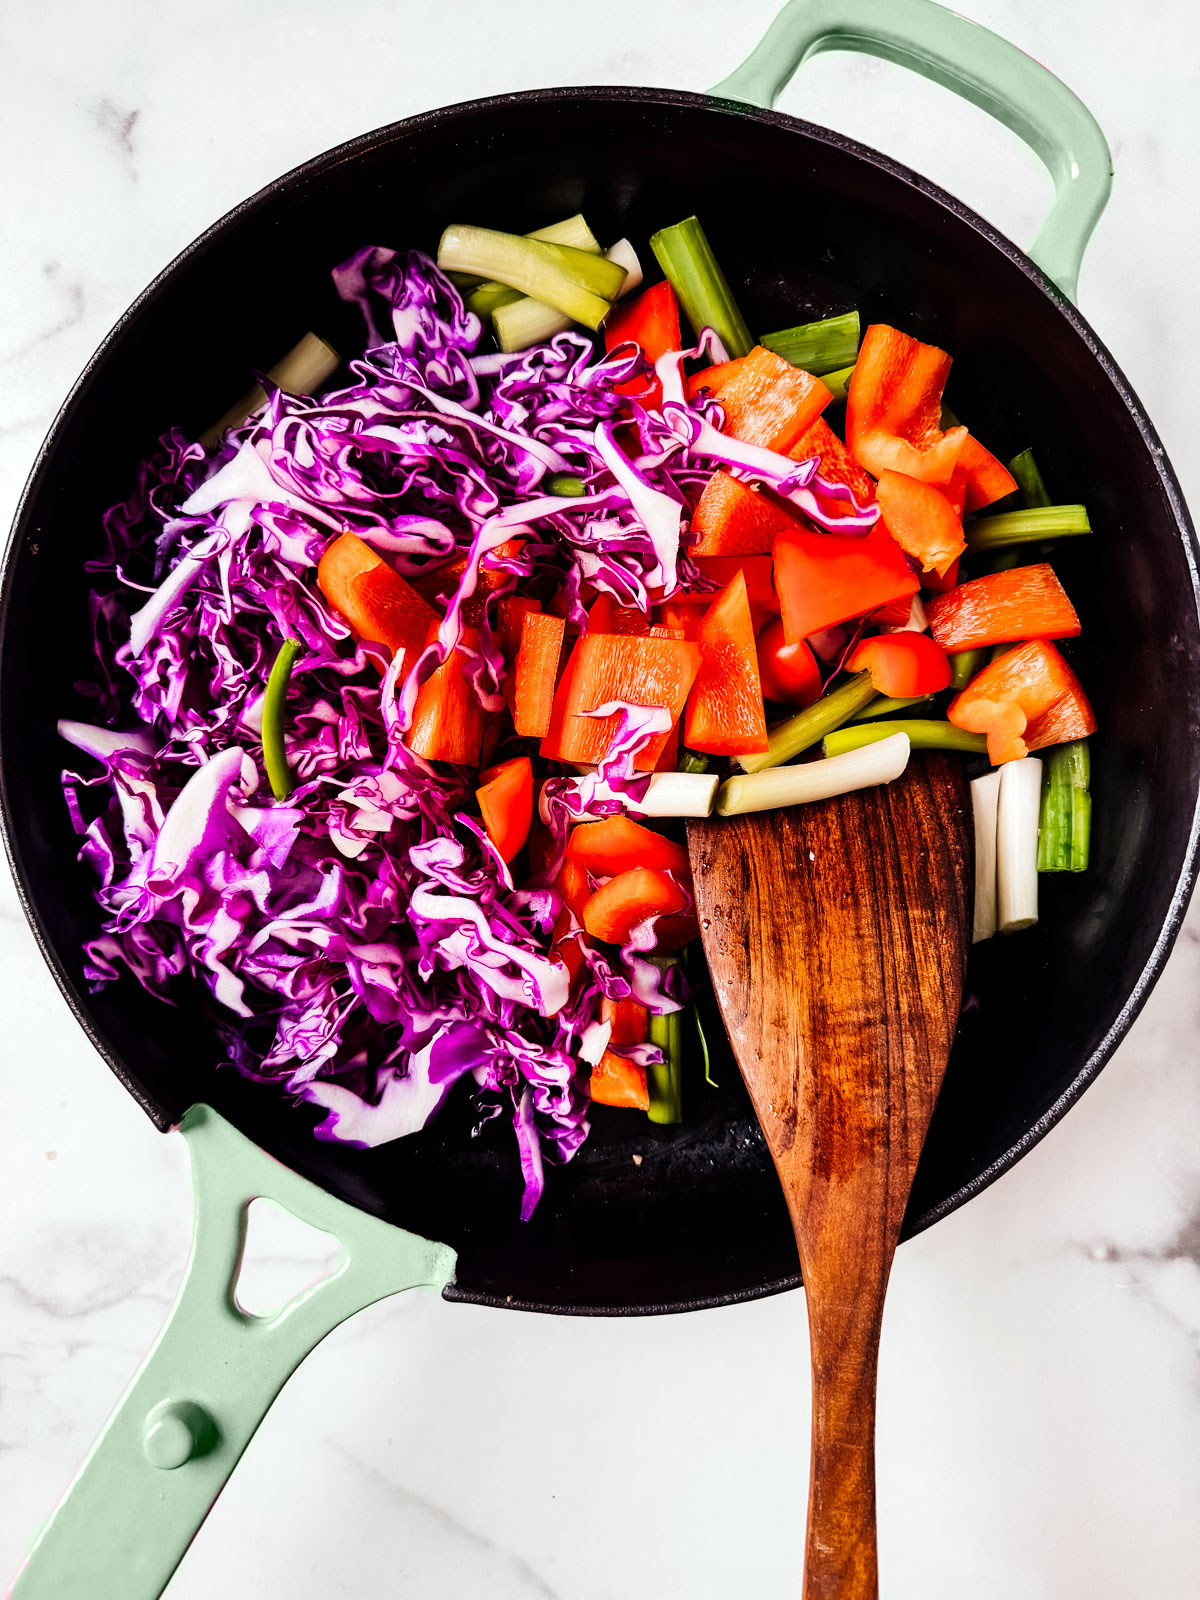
left=3, top=1, right=1200, bottom=1594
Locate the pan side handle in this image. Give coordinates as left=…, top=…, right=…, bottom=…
left=8, top=1104, right=456, bottom=1600
left=711, top=0, right=1112, bottom=303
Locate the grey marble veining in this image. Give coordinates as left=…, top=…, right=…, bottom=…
left=2, top=2, right=1200, bottom=1595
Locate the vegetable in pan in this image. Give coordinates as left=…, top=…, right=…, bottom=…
left=60, top=213, right=1096, bottom=1214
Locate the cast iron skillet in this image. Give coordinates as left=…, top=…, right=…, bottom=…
left=3, top=14, right=1200, bottom=1326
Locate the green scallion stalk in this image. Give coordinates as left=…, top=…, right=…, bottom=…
left=950, top=647, right=987, bottom=690
left=736, top=672, right=877, bottom=773
left=1037, top=739, right=1091, bottom=872
left=848, top=693, right=932, bottom=721
left=262, top=638, right=303, bottom=801
left=546, top=472, right=587, bottom=497
left=964, top=504, right=1091, bottom=553
left=1008, top=447, right=1052, bottom=509
left=466, top=281, right=522, bottom=318
left=821, top=364, right=855, bottom=405
left=647, top=1003, right=684, bottom=1125
left=822, top=720, right=988, bottom=759
left=200, top=333, right=340, bottom=448
left=989, top=642, right=1017, bottom=665
left=454, top=213, right=602, bottom=293
left=678, top=749, right=711, bottom=775
left=649, top=216, right=753, bottom=358
left=719, top=730, right=911, bottom=814
left=682, top=945, right=717, bottom=1087
left=760, top=311, right=860, bottom=375
left=437, top=225, right=626, bottom=330
left=988, top=549, right=1023, bottom=573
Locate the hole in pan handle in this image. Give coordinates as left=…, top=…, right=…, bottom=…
left=710, top=0, right=1113, bottom=303
left=9, top=1104, right=456, bottom=1600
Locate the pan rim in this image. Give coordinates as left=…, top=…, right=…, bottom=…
left=3, top=82, right=1198, bottom=1314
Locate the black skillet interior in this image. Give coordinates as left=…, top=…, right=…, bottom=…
left=2, top=89, right=1198, bottom=1315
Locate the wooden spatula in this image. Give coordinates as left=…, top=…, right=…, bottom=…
left=688, top=753, right=972, bottom=1599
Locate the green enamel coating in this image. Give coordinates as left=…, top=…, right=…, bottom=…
left=711, top=0, right=1112, bottom=302
left=12, top=1105, right=455, bottom=1600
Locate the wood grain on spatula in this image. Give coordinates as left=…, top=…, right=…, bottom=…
left=688, top=753, right=972, bottom=1600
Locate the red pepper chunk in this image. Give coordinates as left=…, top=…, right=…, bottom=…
left=567, top=815, right=690, bottom=878
left=788, top=416, right=878, bottom=507
left=847, top=632, right=951, bottom=697
left=700, top=345, right=832, bottom=453
left=589, top=1050, right=649, bottom=1110
left=756, top=615, right=823, bottom=708
left=317, top=532, right=439, bottom=671
left=539, top=633, right=701, bottom=770
left=684, top=571, right=770, bottom=756
left=875, top=470, right=966, bottom=578
left=690, top=555, right=780, bottom=633
left=926, top=563, right=1080, bottom=654
left=550, top=855, right=593, bottom=992
left=773, top=523, right=919, bottom=644
left=689, top=471, right=799, bottom=557
left=846, top=324, right=968, bottom=485
left=951, top=434, right=1018, bottom=513
left=601, top=995, right=650, bottom=1046
left=604, top=280, right=681, bottom=410
left=407, top=625, right=490, bottom=766
left=582, top=867, right=690, bottom=945
left=655, top=600, right=708, bottom=641
left=410, top=538, right=526, bottom=626
left=475, top=756, right=533, bottom=863
left=513, top=611, right=566, bottom=738
left=687, top=357, right=744, bottom=401
left=587, top=593, right=650, bottom=635
left=948, top=639, right=1096, bottom=764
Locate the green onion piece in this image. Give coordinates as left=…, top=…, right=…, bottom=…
left=950, top=648, right=987, bottom=690
left=719, top=731, right=911, bottom=815
left=466, top=281, right=522, bottom=318
left=262, top=638, right=303, bottom=800
left=822, top=720, right=988, bottom=758
left=988, top=549, right=1023, bottom=573
left=647, top=1003, right=684, bottom=1125
left=678, top=749, right=711, bottom=774
left=682, top=946, right=717, bottom=1087
left=821, top=364, right=855, bottom=405
left=454, top=213, right=602, bottom=292
left=989, top=642, right=1017, bottom=665
left=200, top=333, right=340, bottom=448
left=546, top=472, right=587, bottom=497
left=940, top=402, right=963, bottom=430
left=649, top=216, right=753, bottom=358
left=492, top=239, right=642, bottom=352
left=848, top=693, right=932, bottom=721
left=1008, top=447, right=1052, bottom=509
left=1037, top=739, right=1091, bottom=872
left=736, top=672, right=877, bottom=773
left=437, top=225, right=625, bottom=330
left=964, top=504, right=1091, bottom=554
left=760, top=311, right=859, bottom=375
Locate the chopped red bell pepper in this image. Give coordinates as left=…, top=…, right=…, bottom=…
left=756, top=615, right=824, bottom=707
left=549, top=855, right=593, bottom=990
left=701, top=345, right=832, bottom=452
left=604, top=280, right=681, bottom=410
left=788, top=416, right=878, bottom=507
left=582, top=866, right=690, bottom=945
left=689, top=471, right=800, bottom=557
left=587, top=593, right=651, bottom=635
left=410, top=537, right=526, bottom=626
left=540, top=633, right=701, bottom=770
left=601, top=995, right=649, bottom=1046
left=846, top=631, right=952, bottom=697
left=407, top=625, right=489, bottom=765
left=655, top=599, right=708, bottom=640
left=512, top=610, right=565, bottom=738
left=952, top=434, right=1018, bottom=513
left=845, top=324, right=968, bottom=485
left=589, top=1049, right=649, bottom=1110
left=926, top=563, right=1080, bottom=654
left=686, top=357, right=745, bottom=402
left=690, top=555, right=780, bottom=633
left=495, top=595, right=540, bottom=712
left=317, top=532, right=439, bottom=671
left=773, top=522, right=920, bottom=643
left=923, top=557, right=961, bottom=595
left=684, top=570, right=770, bottom=756
left=875, top=469, right=966, bottom=578
left=947, top=638, right=1096, bottom=764
left=475, top=756, right=533, bottom=862
left=567, top=814, right=690, bottom=878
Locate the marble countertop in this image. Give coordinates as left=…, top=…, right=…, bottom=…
left=3, top=1, right=1200, bottom=1594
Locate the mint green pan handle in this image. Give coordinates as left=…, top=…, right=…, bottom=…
left=712, top=0, right=1113, bottom=302
left=9, top=1105, right=455, bottom=1600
